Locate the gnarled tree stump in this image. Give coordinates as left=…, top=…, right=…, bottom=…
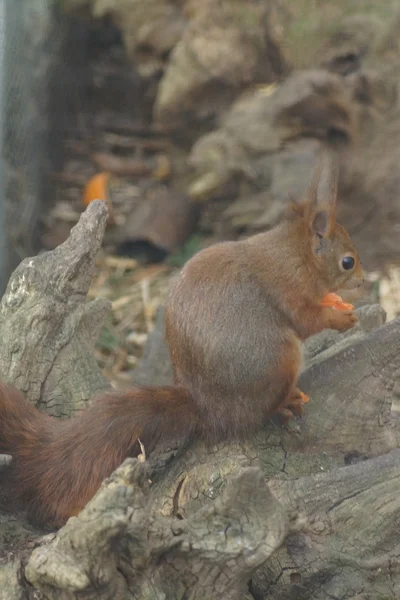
left=0, top=201, right=399, bottom=600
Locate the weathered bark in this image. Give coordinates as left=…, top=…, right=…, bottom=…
left=0, top=200, right=111, bottom=417
left=0, top=201, right=399, bottom=600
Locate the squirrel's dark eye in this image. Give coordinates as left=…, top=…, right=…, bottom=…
left=342, top=256, right=355, bottom=271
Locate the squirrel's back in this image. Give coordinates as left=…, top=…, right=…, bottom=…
left=165, top=228, right=305, bottom=439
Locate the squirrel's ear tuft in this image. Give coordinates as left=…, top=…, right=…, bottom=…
left=307, top=153, right=339, bottom=238
left=286, top=198, right=301, bottom=218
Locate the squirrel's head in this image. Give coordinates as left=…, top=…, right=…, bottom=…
left=289, top=154, right=364, bottom=292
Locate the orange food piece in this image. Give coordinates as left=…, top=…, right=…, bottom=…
left=83, top=172, right=113, bottom=217
left=299, top=391, right=309, bottom=404
left=320, top=292, right=354, bottom=312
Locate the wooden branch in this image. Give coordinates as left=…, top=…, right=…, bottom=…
left=260, top=449, right=400, bottom=599
left=24, top=459, right=291, bottom=600
left=292, top=309, right=400, bottom=458
left=0, top=200, right=111, bottom=417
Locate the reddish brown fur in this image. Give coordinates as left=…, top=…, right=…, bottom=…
left=0, top=155, right=364, bottom=527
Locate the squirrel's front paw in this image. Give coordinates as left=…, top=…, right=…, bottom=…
left=327, top=307, right=358, bottom=332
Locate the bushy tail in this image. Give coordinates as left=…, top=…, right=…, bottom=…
left=0, top=381, right=51, bottom=456
left=0, top=382, right=196, bottom=526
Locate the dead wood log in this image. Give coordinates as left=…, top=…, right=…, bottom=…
left=24, top=460, right=293, bottom=600
left=0, top=201, right=399, bottom=600
left=0, top=200, right=111, bottom=417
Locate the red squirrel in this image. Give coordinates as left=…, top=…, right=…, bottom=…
left=0, top=155, right=364, bottom=527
